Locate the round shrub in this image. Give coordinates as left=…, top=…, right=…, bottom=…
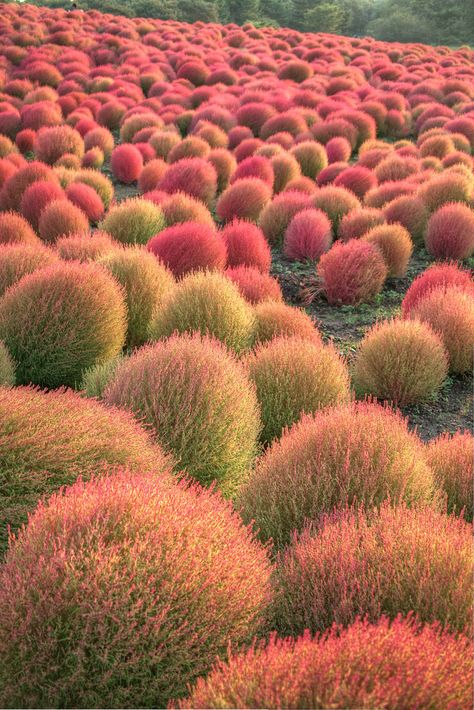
left=225, top=266, right=282, bottom=305
left=0, top=261, right=126, bottom=389
left=334, top=165, right=377, bottom=200
left=383, top=194, right=429, bottom=245
left=56, top=231, right=118, bottom=262
left=208, top=148, right=237, bottom=192
left=402, top=262, right=474, bottom=316
left=137, top=158, right=167, bottom=193
left=0, top=342, right=14, bottom=386
left=318, top=240, right=388, bottom=306
left=83, top=126, right=114, bottom=159
left=20, top=179, right=65, bottom=231
left=246, top=336, right=350, bottom=444
left=100, top=198, right=165, bottom=245
left=0, top=211, right=39, bottom=245
left=271, top=153, right=301, bottom=193
left=325, top=135, right=352, bottom=163
left=99, top=246, right=175, bottom=348
left=0, top=160, right=59, bottom=212
left=290, top=141, right=327, bottom=179
left=361, top=223, right=413, bottom=277
left=105, top=334, right=261, bottom=494
left=38, top=198, right=89, bottom=244
left=65, top=182, right=105, bottom=223
left=426, top=431, right=473, bottom=520
left=160, top=192, right=215, bottom=228
left=312, top=185, right=360, bottom=232
left=150, top=271, right=256, bottom=355
left=221, top=219, right=271, bottom=273
left=353, top=319, right=448, bottom=406
left=168, top=136, right=210, bottom=164
left=408, top=287, right=474, bottom=374
left=425, top=202, right=474, bottom=260
left=254, top=301, right=322, bottom=345
left=419, top=172, right=472, bottom=212
left=111, top=143, right=144, bottom=184
left=178, top=616, right=472, bottom=710
left=238, top=401, right=435, bottom=548
left=0, top=242, right=59, bottom=296
left=259, top=191, right=311, bottom=245
left=147, top=222, right=226, bottom=278
left=0, top=385, right=169, bottom=554
left=273, top=504, right=472, bottom=636
left=338, top=207, right=385, bottom=241
left=158, top=157, right=217, bottom=208
left=231, top=155, right=274, bottom=188
left=283, top=208, right=332, bottom=262
left=0, top=469, right=272, bottom=708
left=34, top=125, right=84, bottom=165
left=216, top=178, right=272, bottom=223
left=316, top=161, right=348, bottom=187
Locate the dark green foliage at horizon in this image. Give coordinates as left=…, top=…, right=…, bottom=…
left=16, top=0, right=474, bottom=46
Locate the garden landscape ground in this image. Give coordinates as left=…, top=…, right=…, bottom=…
left=0, top=3, right=472, bottom=708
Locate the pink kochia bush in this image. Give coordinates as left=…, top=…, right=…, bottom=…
left=273, top=504, right=472, bottom=636
left=20, top=179, right=65, bottom=231
left=425, top=202, right=474, bottom=259
left=111, top=143, right=144, bottom=184
left=0, top=470, right=272, bottom=708
left=221, top=220, right=271, bottom=273
left=426, top=431, right=474, bottom=521
left=158, top=157, right=217, bottom=208
left=147, top=222, right=226, bottom=278
left=318, top=240, right=388, bottom=305
left=65, top=182, right=105, bottom=223
left=283, top=208, right=332, bottom=262
left=401, top=262, right=474, bottom=316
left=177, top=616, right=472, bottom=710
left=225, top=266, right=282, bottom=305
left=238, top=401, right=435, bottom=548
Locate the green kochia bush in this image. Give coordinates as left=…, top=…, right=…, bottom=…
left=150, top=270, right=256, bottom=354
left=0, top=385, right=169, bottom=555
left=104, top=333, right=261, bottom=496
left=0, top=261, right=127, bottom=388
left=100, top=198, right=166, bottom=245
left=0, top=470, right=273, bottom=708
left=99, top=246, right=175, bottom=348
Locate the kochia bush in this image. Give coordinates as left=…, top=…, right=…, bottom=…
left=425, top=202, right=474, bottom=259
left=0, top=261, right=126, bottom=389
left=147, top=222, right=226, bottom=278
left=178, top=616, right=472, bottom=710
left=283, top=208, right=332, bottom=262
left=239, top=401, right=435, bottom=548
left=105, top=334, right=261, bottom=495
left=426, top=431, right=473, bottom=521
left=254, top=301, right=322, bottom=345
left=401, top=262, right=474, bottom=316
left=0, top=470, right=272, bottom=707
left=111, top=143, right=144, bottom=184
left=225, top=266, right=282, bottom=305
left=361, top=223, right=413, bottom=277
left=273, top=504, right=472, bottom=636
left=0, top=242, right=59, bottom=296
left=55, top=231, right=118, bottom=262
left=0, top=385, right=169, bottom=555
left=38, top=198, right=89, bottom=244
left=216, top=177, right=272, bottom=223
left=318, top=240, right=387, bottom=305
left=246, top=336, right=350, bottom=444
left=221, top=219, right=271, bottom=273
left=100, top=198, right=165, bottom=245
left=0, top=211, right=39, bottom=245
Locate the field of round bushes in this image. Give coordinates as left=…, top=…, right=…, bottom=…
left=0, top=3, right=472, bottom=708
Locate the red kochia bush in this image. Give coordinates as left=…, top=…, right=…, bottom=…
left=0, top=161, right=58, bottom=212
left=158, top=157, right=217, bottom=208
left=238, top=401, right=434, bottom=549
left=334, top=165, right=377, bottom=200
left=137, top=158, right=167, bottom=193
left=225, top=266, right=282, bottom=304
left=178, top=616, right=472, bottom=710
left=38, top=198, right=89, bottom=243
left=425, top=202, right=474, bottom=259
left=216, top=178, right=272, bottom=223
left=0, top=211, right=40, bottom=245
left=273, top=504, right=472, bottom=636
left=0, top=470, right=272, bottom=708
left=283, top=208, right=332, bottom=262
left=20, top=179, right=65, bottom=232
left=111, top=144, right=144, bottom=184
left=383, top=194, right=429, bottom=245
left=65, top=182, right=105, bottom=223
left=402, top=262, right=474, bottom=316
left=318, top=240, right=388, bottom=305
left=231, top=155, right=274, bottom=188
left=259, top=191, right=312, bottom=245
left=325, top=135, right=352, bottom=163
left=147, top=221, right=226, bottom=278
left=221, top=220, right=271, bottom=273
